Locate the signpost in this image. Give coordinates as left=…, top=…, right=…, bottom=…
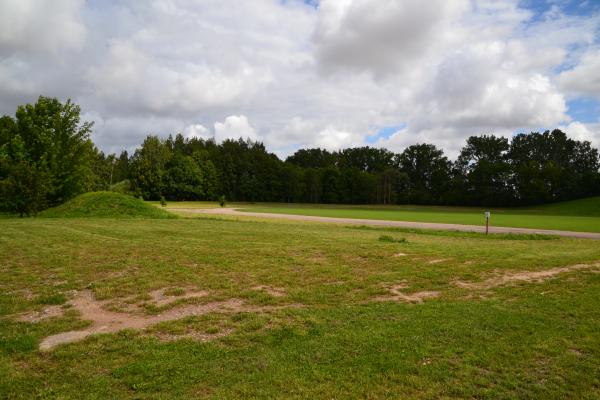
left=485, top=211, right=490, bottom=235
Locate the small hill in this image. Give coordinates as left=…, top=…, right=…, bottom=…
left=39, top=192, right=176, bottom=219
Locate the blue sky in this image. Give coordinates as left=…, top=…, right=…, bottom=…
left=524, top=0, right=600, bottom=125
left=522, top=0, right=600, bottom=18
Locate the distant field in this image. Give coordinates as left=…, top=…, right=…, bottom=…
left=226, top=197, right=600, bottom=233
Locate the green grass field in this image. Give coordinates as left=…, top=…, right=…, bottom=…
left=1, top=196, right=600, bottom=398
left=233, top=196, right=600, bottom=233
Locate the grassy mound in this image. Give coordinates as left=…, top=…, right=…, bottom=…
left=39, top=191, right=176, bottom=219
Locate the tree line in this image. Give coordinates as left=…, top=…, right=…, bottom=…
left=1, top=97, right=599, bottom=215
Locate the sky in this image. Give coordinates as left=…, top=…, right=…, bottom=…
left=0, top=0, right=599, bottom=158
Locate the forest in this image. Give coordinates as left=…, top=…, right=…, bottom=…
left=1, top=97, right=599, bottom=215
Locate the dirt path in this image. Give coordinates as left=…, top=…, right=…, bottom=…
left=36, top=286, right=300, bottom=351
left=454, top=262, right=600, bottom=289
left=170, top=207, right=600, bottom=240
left=38, top=291, right=245, bottom=351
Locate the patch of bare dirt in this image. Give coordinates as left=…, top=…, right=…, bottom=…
left=428, top=258, right=450, bottom=265
left=454, top=262, right=600, bottom=290
left=373, top=283, right=440, bottom=304
left=17, top=305, right=65, bottom=323
left=148, top=287, right=210, bottom=306
left=37, top=288, right=301, bottom=351
left=149, top=328, right=234, bottom=343
left=568, top=348, right=583, bottom=357
left=393, top=253, right=407, bottom=257
left=252, top=285, right=286, bottom=297
left=39, top=290, right=246, bottom=351
left=21, top=289, right=35, bottom=301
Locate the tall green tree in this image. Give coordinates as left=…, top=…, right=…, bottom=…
left=395, top=144, right=451, bottom=204
left=0, top=97, right=96, bottom=214
left=129, top=136, right=172, bottom=200
left=113, top=150, right=130, bottom=184
left=508, top=129, right=599, bottom=204
left=286, top=148, right=336, bottom=169
left=0, top=134, right=50, bottom=216
left=456, top=135, right=512, bottom=205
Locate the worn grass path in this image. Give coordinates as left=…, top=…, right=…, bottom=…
left=171, top=207, right=600, bottom=239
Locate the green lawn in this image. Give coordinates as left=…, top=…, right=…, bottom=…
left=233, top=196, right=600, bottom=233
left=1, top=213, right=599, bottom=398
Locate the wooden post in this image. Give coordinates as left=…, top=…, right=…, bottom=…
left=485, top=211, right=490, bottom=235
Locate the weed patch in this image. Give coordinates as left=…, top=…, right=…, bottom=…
left=378, top=235, right=408, bottom=243
left=354, top=225, right=558, bottom=240
left=35, top=293, right=67, bottom=305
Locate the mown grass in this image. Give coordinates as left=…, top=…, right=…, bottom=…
left=0, top=214, right=599, bottom=398
left=236, top=197, right=600, bottom=233
left=349, top=225, right=560, bottom=240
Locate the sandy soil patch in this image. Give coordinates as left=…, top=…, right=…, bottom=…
left=36, top=287, right=301, bottom=351
left=17, top=305, right=65, bottom=323
left=252, top=285, right=286, bottom=297
left=39, top=290, right=245, bottom=351
left=147, top=329, right=234, bottom=343
left=148, top=287, right=210, bottom=306
left=428, top=259, right=450, bottom=265
left=374, top=283, right=440, bottom=304
left=454, top=262, right=600, bottom=290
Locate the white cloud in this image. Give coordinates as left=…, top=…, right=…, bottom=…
left=0, top=0, right=599, bottom=159
left=315, top=126, right=364, bottom=150
left=0, top=0, right=85, bottom=55
left=314, top=0, right=469, bottom=77
left=558, top=50, right=600, bottom=99
left=86, top=40, right=268, bottom=116
left=184, top=124, right=211, bottom=141
left=561, top=121, right=600, bottom=148
left=214, top=115, right=259, bottom=143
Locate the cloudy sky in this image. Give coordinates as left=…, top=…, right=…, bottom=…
left=1, top=0, right=599, bottom=158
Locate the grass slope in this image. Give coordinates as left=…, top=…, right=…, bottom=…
left=236, top=196, right=600, bottom=233
left=39, top=191, right=176, bottom=219
left=0, top=215, right=599, bottom=398
left=529, top=196, right=600, bottom=216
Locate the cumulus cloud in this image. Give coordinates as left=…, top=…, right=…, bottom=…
left=184, top=124, right=211, bottom=141
left=87, top=113, right=188, bottom=155
left=214, top=115, right=259, bottom=143
left=0, top=0, right=85, bottom=55
left=562, top=121, right=600, bottom=148
left=315, top=126, right=364, bottom=150
left=0, top=0, right=599, bottom=158
left=86, top=40, right=268, bottom=116
left=558, top=50, right=600, bottom=99
left=314, top=0, right=469, bottom=77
